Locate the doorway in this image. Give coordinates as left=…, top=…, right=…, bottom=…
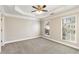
left=0, top=13, right=4, bottom=52
left=0, top=13, right=1, bottom=52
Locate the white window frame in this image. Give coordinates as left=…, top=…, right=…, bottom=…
left=61, top=15, right=77, bottom=43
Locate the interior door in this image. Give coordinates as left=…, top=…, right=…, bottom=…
left=0, top=13, right=1, bottom=52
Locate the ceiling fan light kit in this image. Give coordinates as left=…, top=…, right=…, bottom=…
left=32, top=5, right=48, bottom=14
left=36, top=11, right=43, bottom=14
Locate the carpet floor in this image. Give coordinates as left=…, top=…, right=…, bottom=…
left=1, top=37, right=79, bottom=54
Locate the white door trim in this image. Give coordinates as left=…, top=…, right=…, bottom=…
left=1, top=14, right=5, bottom=46
left=0, top=13, right=1, bottom=52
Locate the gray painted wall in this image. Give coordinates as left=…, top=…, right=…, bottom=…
left=41, top=8, right=79, bottom=48
left=4, top=16, right=40, bottom=42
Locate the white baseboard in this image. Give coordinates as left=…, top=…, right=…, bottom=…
left=42, top=36, right=79, bottom=50
left=4, top=36, right=40, bottom=45
left=3, top=35, right=79, bottom=50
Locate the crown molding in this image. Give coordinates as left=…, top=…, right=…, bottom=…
left=2, top=6, right=79, bottom=20
left=15, top=6, right=35, bottom=17
left=3, top=13, right=40, bottom=21
left=41, top=6, right=79, bottom=19
left=51, top=7, right=79, bottom=18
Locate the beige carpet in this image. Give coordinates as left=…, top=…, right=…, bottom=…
left=1, top=37, right=79, bottom=54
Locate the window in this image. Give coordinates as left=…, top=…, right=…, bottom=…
left=62, top=16, right=76, bottom=43
left=44, top=21, right=50, bottom=35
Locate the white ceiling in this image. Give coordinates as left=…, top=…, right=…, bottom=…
left=2, top=5, right=79, bottom=18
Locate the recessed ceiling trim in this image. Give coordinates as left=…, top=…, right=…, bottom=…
left=46, top=7, right=79, bottom=19
left=4, top=13, right=39, bottom=21
left=40, top=5, right=79, bottom=18
left=2, top=5, right=79, bottom=19
left=15, top=6, right=35, bottom=17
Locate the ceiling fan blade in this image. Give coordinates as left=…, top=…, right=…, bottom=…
left=43, top=5, right=46, bottom=8
left=32, top=6, right=38, bottom=9
left=42, top=10, right=48, bottom=12
left=32, top=10, right=36, bottom=12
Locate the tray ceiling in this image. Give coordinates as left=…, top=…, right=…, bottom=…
left=1, top=5, right=79, bottom=18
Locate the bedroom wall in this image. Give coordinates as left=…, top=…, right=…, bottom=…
left=41, top=8, right=79, bottom=49
left=4, top=16, right=40, bottom=43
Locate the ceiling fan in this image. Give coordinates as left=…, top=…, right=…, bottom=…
left=32, top=5, right=48, bottom=13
